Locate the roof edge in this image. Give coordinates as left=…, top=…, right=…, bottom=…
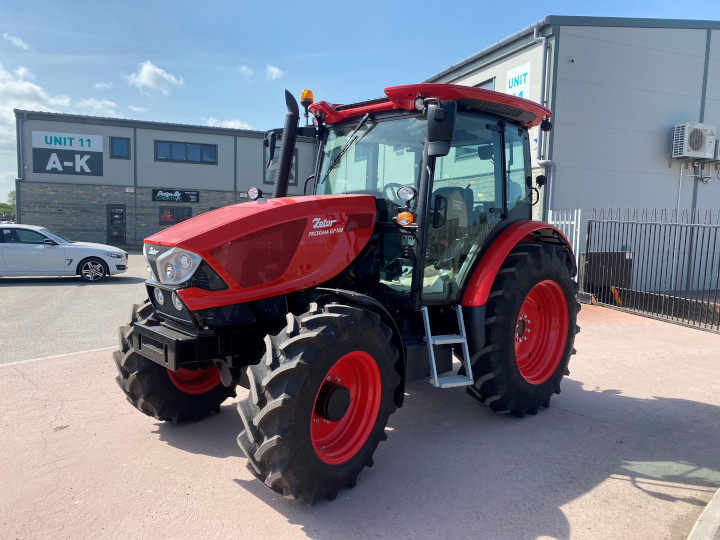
left=425, top=15, right=720, bottom=83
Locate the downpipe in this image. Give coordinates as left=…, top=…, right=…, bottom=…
left=273, top=90, right=300, bottom=199
left=534, top=27, right=556, bottom=217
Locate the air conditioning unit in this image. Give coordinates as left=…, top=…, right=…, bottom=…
left=672, top=122, right=716, bottom=159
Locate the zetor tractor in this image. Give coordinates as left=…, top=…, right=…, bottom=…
left=114, top=83, right=579, bottom=504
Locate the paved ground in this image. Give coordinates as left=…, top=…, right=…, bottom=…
left=1, top=259, right=720, bottom=539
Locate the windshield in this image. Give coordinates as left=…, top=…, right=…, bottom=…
left=317, top=116, right=426, bottom=203
left=41, top=228, right=72, bottom=244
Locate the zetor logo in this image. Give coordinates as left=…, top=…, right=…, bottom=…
left=312, top=217, right=338, bottom=229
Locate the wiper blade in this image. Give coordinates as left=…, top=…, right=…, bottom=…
left=320, top=113, right=372, bottom=184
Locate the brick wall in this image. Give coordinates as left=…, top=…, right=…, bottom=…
left=18, top=181, right=242, bottom=246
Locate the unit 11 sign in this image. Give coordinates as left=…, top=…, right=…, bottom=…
left=31, top=131, right=104, bottom=176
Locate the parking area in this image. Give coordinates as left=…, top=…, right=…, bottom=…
left=1, top=257, right=720, bottom=539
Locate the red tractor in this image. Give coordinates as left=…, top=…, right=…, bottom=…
left=114, top=83, right=579, bottom=504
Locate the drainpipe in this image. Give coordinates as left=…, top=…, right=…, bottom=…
left=533, top=28, right=555, bottom=217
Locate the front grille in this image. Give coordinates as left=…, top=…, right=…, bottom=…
left=144, top=243, right=172, bottom=281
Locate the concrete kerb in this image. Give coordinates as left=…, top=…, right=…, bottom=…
left=689, top=487, right=720, bottom=540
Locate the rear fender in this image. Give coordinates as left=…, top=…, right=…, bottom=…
left=461, top=221, right=575, bottom=308
left=316, top=288, right=405, bottom=408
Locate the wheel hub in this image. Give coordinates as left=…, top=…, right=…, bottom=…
left=314, top=381, right=351, bottom=422
left=514, top=280, right=569, bottom=385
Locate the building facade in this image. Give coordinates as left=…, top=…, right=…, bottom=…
left=426, top=16, right=720, bottom=238
left=14, top=111, right=316, bottom=246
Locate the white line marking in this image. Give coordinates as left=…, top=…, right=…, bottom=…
left=1, top=346, right=115, bottom=367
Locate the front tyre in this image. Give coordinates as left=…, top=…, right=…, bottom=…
left=237, top=303, right=400, bottom=505
left=113, top=300, right=236, bottom=423
left=466, top=243, right=579, bottom=416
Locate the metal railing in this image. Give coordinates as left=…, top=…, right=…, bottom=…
left=582, top=208, right=720, bottom=333
left=548, top=208, right=582, bottom=281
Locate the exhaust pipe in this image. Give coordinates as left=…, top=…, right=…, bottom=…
left=272, top=90, right=300, bottom=198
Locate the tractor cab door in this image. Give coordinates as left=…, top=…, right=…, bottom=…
left=421, top=114, right=532, bottom=303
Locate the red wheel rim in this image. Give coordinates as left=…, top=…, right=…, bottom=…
left=167, top=366, right=221, bottom=395
left=514, top=280, right=569, bottom=385
left=311, top=351, right=381, bottom=465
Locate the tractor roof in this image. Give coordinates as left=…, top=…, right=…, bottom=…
left=308, top=83, right=551, bottom=128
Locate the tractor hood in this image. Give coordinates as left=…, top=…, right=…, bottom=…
left=145, top=195, right=377, bottom=309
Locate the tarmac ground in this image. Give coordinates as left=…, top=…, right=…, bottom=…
left=1, top=255, right=719, bottom=539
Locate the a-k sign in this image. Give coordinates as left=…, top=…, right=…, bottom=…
left=31, top=131, right=104, bottom=176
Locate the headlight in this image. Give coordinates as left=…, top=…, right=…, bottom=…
left=105, top=252, right=124, bottom=258
left=156, top=248, right=202, bottom=285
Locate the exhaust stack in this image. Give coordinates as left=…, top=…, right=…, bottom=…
left=273, top=90, right=300, bottom=199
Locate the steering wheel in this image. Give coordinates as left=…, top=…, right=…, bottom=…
left=382, top=183, right=406, bottom=205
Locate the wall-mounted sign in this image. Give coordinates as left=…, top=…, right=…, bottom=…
left=152, top=189, right=200, bottom=203
left=31, top=131, right=103, bottom=176
left=506, top=62, right=531, bottom=99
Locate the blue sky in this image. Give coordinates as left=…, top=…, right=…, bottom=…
left=1, top=1, right=718, bottom=203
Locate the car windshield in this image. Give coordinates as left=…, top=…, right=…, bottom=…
left=40, top=228, right=72, bottom=244
left=317, top=116, right=426, bottom=200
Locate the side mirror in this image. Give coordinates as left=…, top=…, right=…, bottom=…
left=426, top=101, right=457, bottom=157
left=42, top=238, right=56, bottom=245
left=264, top=131, right=277, bottom=170
left=536, top=174, right=547, bottom=188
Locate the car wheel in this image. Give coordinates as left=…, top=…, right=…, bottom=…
left=78, top=257, right=108, bottom=282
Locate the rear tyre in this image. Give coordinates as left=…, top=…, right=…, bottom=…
left=465, top=243, right=579, bottom=416
left=113, top=300, right=236, bottom=423
left=79, top=257, right=108, bottom=282
left=237, top=303, right=400, bottom=505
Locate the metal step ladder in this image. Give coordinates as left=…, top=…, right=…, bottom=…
left=420, top=305, right=474, bottom=388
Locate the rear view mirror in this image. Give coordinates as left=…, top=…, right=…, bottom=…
left=427, top=101, right=457, bottom=157
left=432, top=194, right=448, bottom=228
left=477, top=145, right=493, bottom=160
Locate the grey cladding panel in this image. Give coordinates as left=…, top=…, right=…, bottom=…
left=557, top=31, right=707, bottom=99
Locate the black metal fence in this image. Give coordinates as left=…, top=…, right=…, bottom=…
left=582, top=208, right=720, bottom=333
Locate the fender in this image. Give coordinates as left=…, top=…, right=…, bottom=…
left=461, top=220, right=575, bottom=308
left=315, top=287, right=406, bottom=408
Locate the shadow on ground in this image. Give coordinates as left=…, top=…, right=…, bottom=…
left=152, top=377, right=720, bottom=539
left=0, top=276, right=146, bottom=286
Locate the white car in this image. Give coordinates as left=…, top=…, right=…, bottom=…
left=0, top=224, right=128, bottom=282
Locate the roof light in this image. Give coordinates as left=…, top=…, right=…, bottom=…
left=300, top=89, right=314, bottom=108
left=414, top=97, right=424, bottom=111
left=247, top=187, right=262, bottom=200
left=397, top=211, right=414, bottom=227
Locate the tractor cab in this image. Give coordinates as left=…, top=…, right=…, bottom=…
left=306, top=84, right=547, bottom=312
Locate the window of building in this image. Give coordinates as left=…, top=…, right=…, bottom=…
left=155, top=141, right=218, bottom=164
left=474, top=78, right=495, bottom=91
left=159, top=207, right=192, bottom=225
left=110, top=137, right=131, bottom=159
left=263, top=148, right=298, bottom=186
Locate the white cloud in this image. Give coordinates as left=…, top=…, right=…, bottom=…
left=238, top=65, right=253, bottom=76
left=14, top=66, right=34, bottom=80
left=2, top=33, right=30, bottom=50
left=76, top=98, right=120, bottom=117
left=0, top=62, right=72, bottom=200
left=128, top=105, right=147, bottom=112
left=125, top=61, right=184, bottom=96
left=266, top=65, right=283, bottom=80
left=206, top=117, right=253, bottom=130
left=94, top=82, right=113, bottom=89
